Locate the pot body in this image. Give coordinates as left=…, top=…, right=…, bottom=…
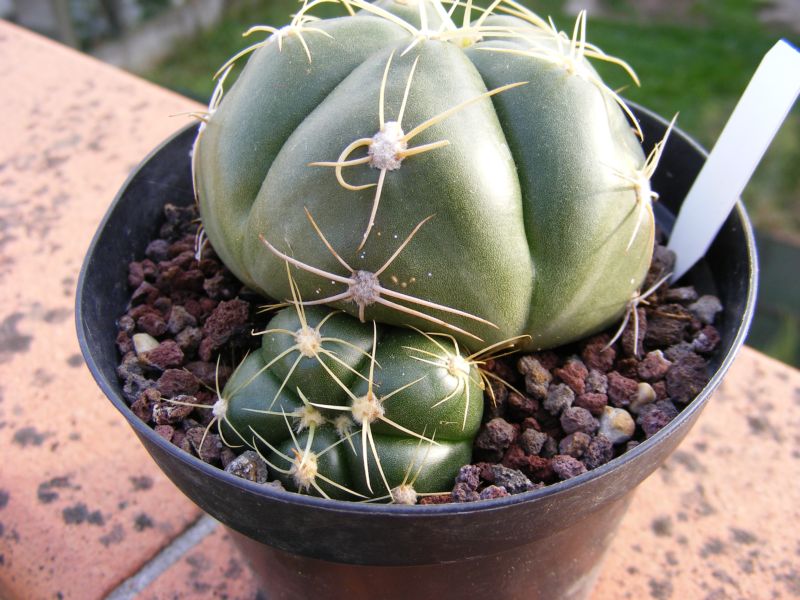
left=76, top=106, right=757, bottom=600
left=225, top=504, right=629, bottom=599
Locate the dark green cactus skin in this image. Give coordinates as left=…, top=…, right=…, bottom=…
left=195, top=1, right=654, bottom=353
left=218, top=305, right=482, bottom=501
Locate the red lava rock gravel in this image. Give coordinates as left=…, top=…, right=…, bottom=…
left=115, top=204, right=723, bottom=503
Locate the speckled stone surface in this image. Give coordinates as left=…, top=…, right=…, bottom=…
left=138, top=524, right=262, bottom=599
left=595, top=349, right=800, bottom=599
left=0, top=18, right=798, bottom=600
left=0, top=21, right=203, bottom=600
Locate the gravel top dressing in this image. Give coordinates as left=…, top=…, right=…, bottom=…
left=115, top=202, right=722, bottom=505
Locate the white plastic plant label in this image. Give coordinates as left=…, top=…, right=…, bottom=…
left=667, top=39, right=800, bottom=281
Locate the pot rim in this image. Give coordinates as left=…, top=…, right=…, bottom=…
left=76, top=103, right=758, bottom=517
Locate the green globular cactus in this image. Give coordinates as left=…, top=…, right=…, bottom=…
left=211, top=300, right=484, bottom=502
left=194, top=0, right=659, bottom=353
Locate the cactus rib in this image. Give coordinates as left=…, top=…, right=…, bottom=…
left=258, top=209, right=497, bottom=341
left=310, top=51, right=526, bottom=249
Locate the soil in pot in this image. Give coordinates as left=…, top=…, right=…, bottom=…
left=113, top=199, right=723, bottom=504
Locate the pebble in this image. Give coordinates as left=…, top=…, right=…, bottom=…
left=479, top=485, right=511, bottom=500
left=625, top=440, right=640, bottom=453
left=140, top=340, right=184, bottom=370
left=200, top=299, right=250, bottom=359
left=544, top=383, right=574, bottom=415
left=186, top=360, right=228, bottom=388
left=607, top=371, right=638, bottom=408
left=584, top=369, right=608, bottom=394
left=518, top=356, right=552, bottom=400
left=224, top=450, right=269, bottom=483
left=156, top=369, right=199, bottom=398
left=507, top=391, right=538, bottom=419
left=167, top=305, right=198, bottom=334
left=525, top=455, right=554, bottom=482
left=615, top=357, right=640, bottom=379
left=560, top=406, right=599, bottom=435
left=452, top=482, right=481, bottom=502
left=175, top=268, right=206, bottom=293
left=501, top=445, right=530, bottom=473
left=598, top=406, right=636, bottom=445
left=474, top=418, right=518, bottom=454
left=581, top=335, right=616, bottom=372
left=692, top=325, right=721, bottom=354
left=666, top=352, right=710, bottom=404
left=554, top=356, right=588, bottom=395
left=645, top=304, right=691, bottom=347
left=541, top=435, right=558, bottom=459
left=153, top=396, right=194, bottom=425
left=663, top=342, right=695, bottom=363
left=154, top=296, right=172, bottom=316
left=519, top=428, right=548, bottom=456
left=175, top=326, right=203, bottom=355
left=419, top=494, right=453, bottom=505
left=118, top=314, right=135, bottom=335
left=664, top=286, right=699, bottom=303
left=124, top=376, right=156, bottom=405
left=128, top=261, right=146, bottom=288
left=118, top=359, right=154, bottom=404
left=637, top=400, right=679, bottom=438
left=131, top=388, right=159, bottom=423
left=558, top=432, right=591, bottom=458
left=485, top=379, right=509, bottom=418
left=489, top=464, right=537, bottom=494
left=145, top=238, right=171, bottom=262
left=220, top=447, right=238, bottom=469
left=131, top=281, right=159, bottom=306
left=551, top=455, right=587, bottom=480
left=629, top=382, right=657, bottom=414
left=455, top=464, right=481, bottom=490
left=637, top=350, right=672, bottom=382
left=531, top=351, right=560, bottom=371
left=116, top=330, right=133, bottom=355
left=574, top=392, right=608, bottom=416
left=646, top=246, right=676, bottom=285
left=133, top=332, right=159, bottom=355
left=203, top=271, right=235, bottom=300
left=582, top=435, right=614, bottom=470
left=688, top=295, right=723, bottom=325
left=154, top=424, right=175, bottom=442
left=186, top=427, right=223, bottom=463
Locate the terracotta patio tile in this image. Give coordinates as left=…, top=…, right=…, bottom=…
left=139, top=524, right=263, bottom=599
left=0, top=21, right=204, bottom=599
left=594, top=348, right=800, bottom=599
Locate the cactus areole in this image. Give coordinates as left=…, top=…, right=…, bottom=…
left=194, top=0, right=657, bottom=352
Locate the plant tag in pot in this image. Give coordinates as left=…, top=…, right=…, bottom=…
left=667, top=39, right=800, bottom=280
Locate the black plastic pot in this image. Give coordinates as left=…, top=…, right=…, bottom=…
left=76, top=106, right=757, bottom=600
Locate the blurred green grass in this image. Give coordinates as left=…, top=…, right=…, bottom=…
left=141, top=0, right=800, bottom=364
left=144, top=0, right=799, bottom=241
